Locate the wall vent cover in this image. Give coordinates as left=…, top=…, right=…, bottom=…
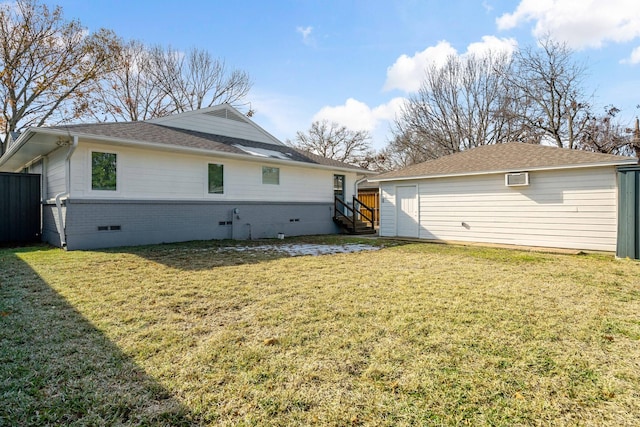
left=204, top=108, right=246, bottom=123
left=505, top=172, right=529, bottom=186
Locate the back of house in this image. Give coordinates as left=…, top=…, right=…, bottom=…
left=0, top=105, right=368, bottom=250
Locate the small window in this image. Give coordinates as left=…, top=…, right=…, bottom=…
left=334, top=174, right=345, bottom=198
left=262, top=166, right=280, bottom=185
left=92, top=152, right=117, bottom=191
left=208, top=163, right=224, bottom=194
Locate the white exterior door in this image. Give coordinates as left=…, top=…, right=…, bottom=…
left=396, top=185, right=419, bottom=237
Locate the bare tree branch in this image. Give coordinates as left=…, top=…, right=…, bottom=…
left=578, top=105, right=637, bottom=156
left=0, top=0, right=119, bottom=154
left=87, top=40, right=171, bottom=122
left=148, top=45, right=252, bottom=114
left=389, top=51, right=515, bottom=163
left=289, top=120, right=374, bottom=168
left=86, top=42, right=253, bottom=122
left=504, top=37, right=591, bottom=149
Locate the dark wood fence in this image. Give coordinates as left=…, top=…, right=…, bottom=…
left=0, top=172, right=41, bottom=245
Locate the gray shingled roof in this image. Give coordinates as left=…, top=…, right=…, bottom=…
left=49, top=121, right=367, bottom=171
left=372, top=142, right=637, bottom=181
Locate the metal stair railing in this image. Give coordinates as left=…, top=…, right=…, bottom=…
left=334, top=196, right=375, bottom=233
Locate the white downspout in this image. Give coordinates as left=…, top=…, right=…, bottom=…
left=41, top=157, right=48, bottom=202
left=354, top=175, right=368, bottom=199
left=54, top=136, right=78, bottom=248
left=41, top=156, right=48, bottom=236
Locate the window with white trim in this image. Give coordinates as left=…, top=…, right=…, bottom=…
left=208, top=163, right=224, bottom=194
left=262, top=166, right=279, bottom=185
left=91, top=151, right=117, bottom=191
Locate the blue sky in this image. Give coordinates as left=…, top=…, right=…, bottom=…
left=45, top=0, right=640, bottom=150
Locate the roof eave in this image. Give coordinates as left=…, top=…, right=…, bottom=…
left=0, top=128, right=50, bottom=171
left=369, top=160, right=639, bottom=182
left=12, top=127, right=365, bottom=174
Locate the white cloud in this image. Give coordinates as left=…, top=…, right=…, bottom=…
left=496, top=0, right=640, bottom=50
left=466, top=35, right=518, bottom=58
left=383, top=37, right=517, bottom=93
left=383, top=41, right=456, bottom=93
left=314, top=98, right=376, bottom=130
left=622, top=46, right=640, bottom=64
left=296, top=26, right=314, bottom=46
left=250, top=90, right=405, bottom=149
left=313, top=98, right=404, bottom=131
left=312, top=97, right=406, bottom=149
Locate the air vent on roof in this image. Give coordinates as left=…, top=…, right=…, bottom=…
left=505, top=172, right=529, bottom=187
left=204, top=108, right=246, bottom=123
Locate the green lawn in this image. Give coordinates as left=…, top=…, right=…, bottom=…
left=1, top=237, right=640, bottom=426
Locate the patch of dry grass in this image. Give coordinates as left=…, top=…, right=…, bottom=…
left=2, top=237, right=640, bottom=425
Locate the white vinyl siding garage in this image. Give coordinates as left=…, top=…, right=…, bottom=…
left=375, top=143, right=637, bottom=252
left=380, top=167, right=619, bottom=251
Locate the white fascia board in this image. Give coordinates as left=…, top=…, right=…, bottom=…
left=0, top=129, right=44, bottom=170
left=369, top=160, right=639, bottom=183
left=33, top=128, right=364, bottom=174
left=0, top=129, right=34, bottom=163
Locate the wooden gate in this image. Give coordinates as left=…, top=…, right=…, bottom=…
left=0, top=172, right=41, bottom=245
left=357, top=191, right=379, bottom=225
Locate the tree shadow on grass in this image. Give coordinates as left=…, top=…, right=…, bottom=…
left=0, top=249, right=198, bottom=426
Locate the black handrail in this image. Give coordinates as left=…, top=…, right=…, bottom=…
left=334, top=197, right=353, bottom=224
left=353, top=196, right=374, bottom=226
left=334, top=196, right=375, bottom=232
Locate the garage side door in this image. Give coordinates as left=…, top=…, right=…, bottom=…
left=396, top=185, right=419, bottom=237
